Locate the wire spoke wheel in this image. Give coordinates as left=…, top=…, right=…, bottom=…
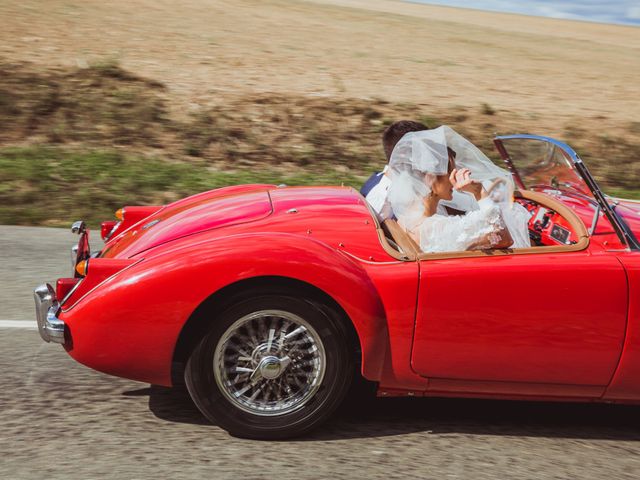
left=213, top=310, right=326, bottom=416
left=185, top=294, right=354, bottom=439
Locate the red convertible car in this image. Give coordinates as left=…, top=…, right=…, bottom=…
left=35, top=135, right=640, bottom=439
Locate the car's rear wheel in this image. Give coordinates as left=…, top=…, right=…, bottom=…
left=184, top=295, right=354, bottom=439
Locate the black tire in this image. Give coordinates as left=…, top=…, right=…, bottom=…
left=184, top=294, right=354, bottom=439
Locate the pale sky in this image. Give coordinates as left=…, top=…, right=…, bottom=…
left=407, top=1, right=640, bottom=25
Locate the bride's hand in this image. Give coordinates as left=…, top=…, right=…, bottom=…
left=466, top=225, right=513, bottom=250
left=450, top=168, right=485, bottom=201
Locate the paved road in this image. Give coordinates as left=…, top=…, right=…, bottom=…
left=0, top=225, right=104, bottom=319
left=2, top=226, right=640, bottom=479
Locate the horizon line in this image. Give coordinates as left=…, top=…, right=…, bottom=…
left=402, top=0, right=640, bottom=27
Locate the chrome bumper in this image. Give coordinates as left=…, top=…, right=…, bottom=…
left=34, top=284, right=66, bottom=344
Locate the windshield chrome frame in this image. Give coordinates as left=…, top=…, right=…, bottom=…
left=494, top=134, right=639, bottom=250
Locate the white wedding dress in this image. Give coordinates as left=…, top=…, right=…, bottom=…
left=398, top=198, right=531, bottom=253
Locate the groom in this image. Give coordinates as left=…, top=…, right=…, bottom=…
left=360, top=120, right=427, bottom=219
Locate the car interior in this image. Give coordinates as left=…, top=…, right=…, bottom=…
left=369, top=189, right=590, bottom=261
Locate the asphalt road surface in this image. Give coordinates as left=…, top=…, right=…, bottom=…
left=2, top=225, right=640, bottom=479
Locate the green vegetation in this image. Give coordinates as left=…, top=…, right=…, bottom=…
left=0, top=147, right=364, bottom=227
left=601, top=187, right=640, bottom=201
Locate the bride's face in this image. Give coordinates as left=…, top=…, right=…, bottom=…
left=426, top=173, right=454, bottom=201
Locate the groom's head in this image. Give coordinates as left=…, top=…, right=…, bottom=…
left=382, top=120, right=428, bottom=161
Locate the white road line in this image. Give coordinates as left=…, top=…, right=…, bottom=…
left=0, top=320, right=38, bottom=329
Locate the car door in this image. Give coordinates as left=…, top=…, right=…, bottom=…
left=411, top=247, right=627, bottom=388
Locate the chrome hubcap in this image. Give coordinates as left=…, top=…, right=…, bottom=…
left=257, top=356, right=285, bottom=380
left=213, top=310, right=326, bottom=416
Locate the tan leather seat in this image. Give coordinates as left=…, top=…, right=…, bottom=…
left=382, top=219, right=420, bottom=257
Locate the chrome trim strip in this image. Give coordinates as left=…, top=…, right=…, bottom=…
left=34, top=284, right=66, bottom=344
left=61, top=278, right=83, bottom=306
left=104, top=221, right=121, bottom=242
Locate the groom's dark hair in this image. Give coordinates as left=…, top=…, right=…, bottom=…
left=382, top=120, right=429, bottom=161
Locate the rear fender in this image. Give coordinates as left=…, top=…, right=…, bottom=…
left=60, top=233, right=387, bottom=386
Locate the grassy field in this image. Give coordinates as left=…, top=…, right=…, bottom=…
left=0, top=0, right=638, bottom=226
left=0, top=147, right=367, bottom=226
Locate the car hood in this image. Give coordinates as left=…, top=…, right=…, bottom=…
left=100, top=184, right=274, bottom=258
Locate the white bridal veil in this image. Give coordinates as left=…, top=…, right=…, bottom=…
left=384, top=126, right=531, bottom=250
left=385, top=126, right=513, bottom=220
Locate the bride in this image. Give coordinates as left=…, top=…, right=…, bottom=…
left=384, top=126, right=530, bottom=253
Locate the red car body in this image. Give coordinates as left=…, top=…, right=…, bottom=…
left=36, top=135, right=640, bottom=410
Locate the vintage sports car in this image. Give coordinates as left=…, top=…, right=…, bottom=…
left=35, top=135, right=640, bottom=439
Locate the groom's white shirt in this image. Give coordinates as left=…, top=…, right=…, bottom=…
left=365, top=171, right=393, bottom=219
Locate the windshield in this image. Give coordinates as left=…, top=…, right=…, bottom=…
left=495, top=134, right=640, bottom=250
left=496, top=137, right=592, bottom=198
